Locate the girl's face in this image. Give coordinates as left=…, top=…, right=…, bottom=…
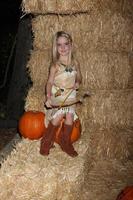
left=57, top=36, right=72, bottom=57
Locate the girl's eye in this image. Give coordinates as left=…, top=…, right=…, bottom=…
left=57, top=43, right=69, bottom=47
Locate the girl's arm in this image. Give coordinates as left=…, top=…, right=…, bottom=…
left=75, top=60, right=82, bottom=89
left=46, top=64, right=57, bottom=100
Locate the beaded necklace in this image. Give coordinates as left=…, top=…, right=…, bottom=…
left=60, top=63, right=73, bottom=73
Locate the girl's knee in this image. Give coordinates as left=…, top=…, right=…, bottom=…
left=65, top=113, right=74, bottom=125
left=51, top=114, right=64, bottom=126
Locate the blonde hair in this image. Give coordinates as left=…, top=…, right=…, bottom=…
left=52, top=31, right=73, bottom=65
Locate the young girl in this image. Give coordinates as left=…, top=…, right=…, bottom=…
left=40, top=31, right=82, bottom=157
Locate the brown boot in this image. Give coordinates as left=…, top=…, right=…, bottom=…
left=40, top=122, right=59, bottom=155
left=59, top=123, right=78, bottom=157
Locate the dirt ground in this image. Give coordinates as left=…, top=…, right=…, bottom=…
left=0, top=128, right=21, bottom=164
left=0, top=128, right=17, bottom=151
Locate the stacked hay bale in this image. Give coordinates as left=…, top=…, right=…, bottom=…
left=0, top=0, right=133, bottom=199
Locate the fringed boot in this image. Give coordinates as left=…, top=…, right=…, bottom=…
left=59, top=123, right=78, bottom=157
left=40, top=122, right=59, bottom=155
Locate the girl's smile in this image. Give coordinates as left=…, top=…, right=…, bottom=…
left=57, top=36, right=72, bottom=57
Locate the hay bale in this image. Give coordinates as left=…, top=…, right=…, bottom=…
left=24, top=50, right=51, bottom=111
left=24, top=14, right=132, bottom=115
left=22, top=0, right=95, bottom=14
left=32, top=14, right=133, bottom=53
left=26, top=50, right=50, bottom=85
left=0, top=127, right=133, bottom=200
left=24, top=4, right=133, bottom=113
left=22, top=0, right=133, bottom=17
left=77, top=51, right=133, bottom=90
left=0, top=130, right=91, bottom=200
left=82, top=159, right=133, bottom=200
left=28, top=14, right=133, bottom=93
left=90, top=127, right=133, bottom=161
left=86, top=89, right=133, bottom=128
left=25, top=86, right=45, bottom=111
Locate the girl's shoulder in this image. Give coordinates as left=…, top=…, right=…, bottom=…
left=50, top=62, right=59, bottom=72
left=53, top=61, right=65, bottom=72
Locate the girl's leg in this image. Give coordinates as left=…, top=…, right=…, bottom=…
left=65, top=112, right=74, bottom=125
left=59, top=112, right=78, bottom=157
left=51, top=114, right=64, bottom=126
left=40, top=114, right=64, bottom=155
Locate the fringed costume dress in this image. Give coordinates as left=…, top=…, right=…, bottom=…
left=45, top=62, right=78, bottom=127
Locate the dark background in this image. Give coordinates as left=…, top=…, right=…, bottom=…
left=0, top=0, right=33, bottom=127
left=0, top=0, right=22, bottom=120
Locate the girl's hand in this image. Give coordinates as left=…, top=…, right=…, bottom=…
left=45, top=98, right=52, bottom=108
left=45, top=100, right=52, bottom=108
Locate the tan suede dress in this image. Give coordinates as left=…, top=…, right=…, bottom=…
left=45, top=62, right=78, bottom=127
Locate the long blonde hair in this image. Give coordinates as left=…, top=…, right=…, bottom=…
left=52, top=31, right=73, bottom=65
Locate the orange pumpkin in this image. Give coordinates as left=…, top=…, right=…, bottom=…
left=55, top=118, right=81, bottom=143
left=19, top=111, right=46, bottom=140
left=116, top=186, right=133, bottom=200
